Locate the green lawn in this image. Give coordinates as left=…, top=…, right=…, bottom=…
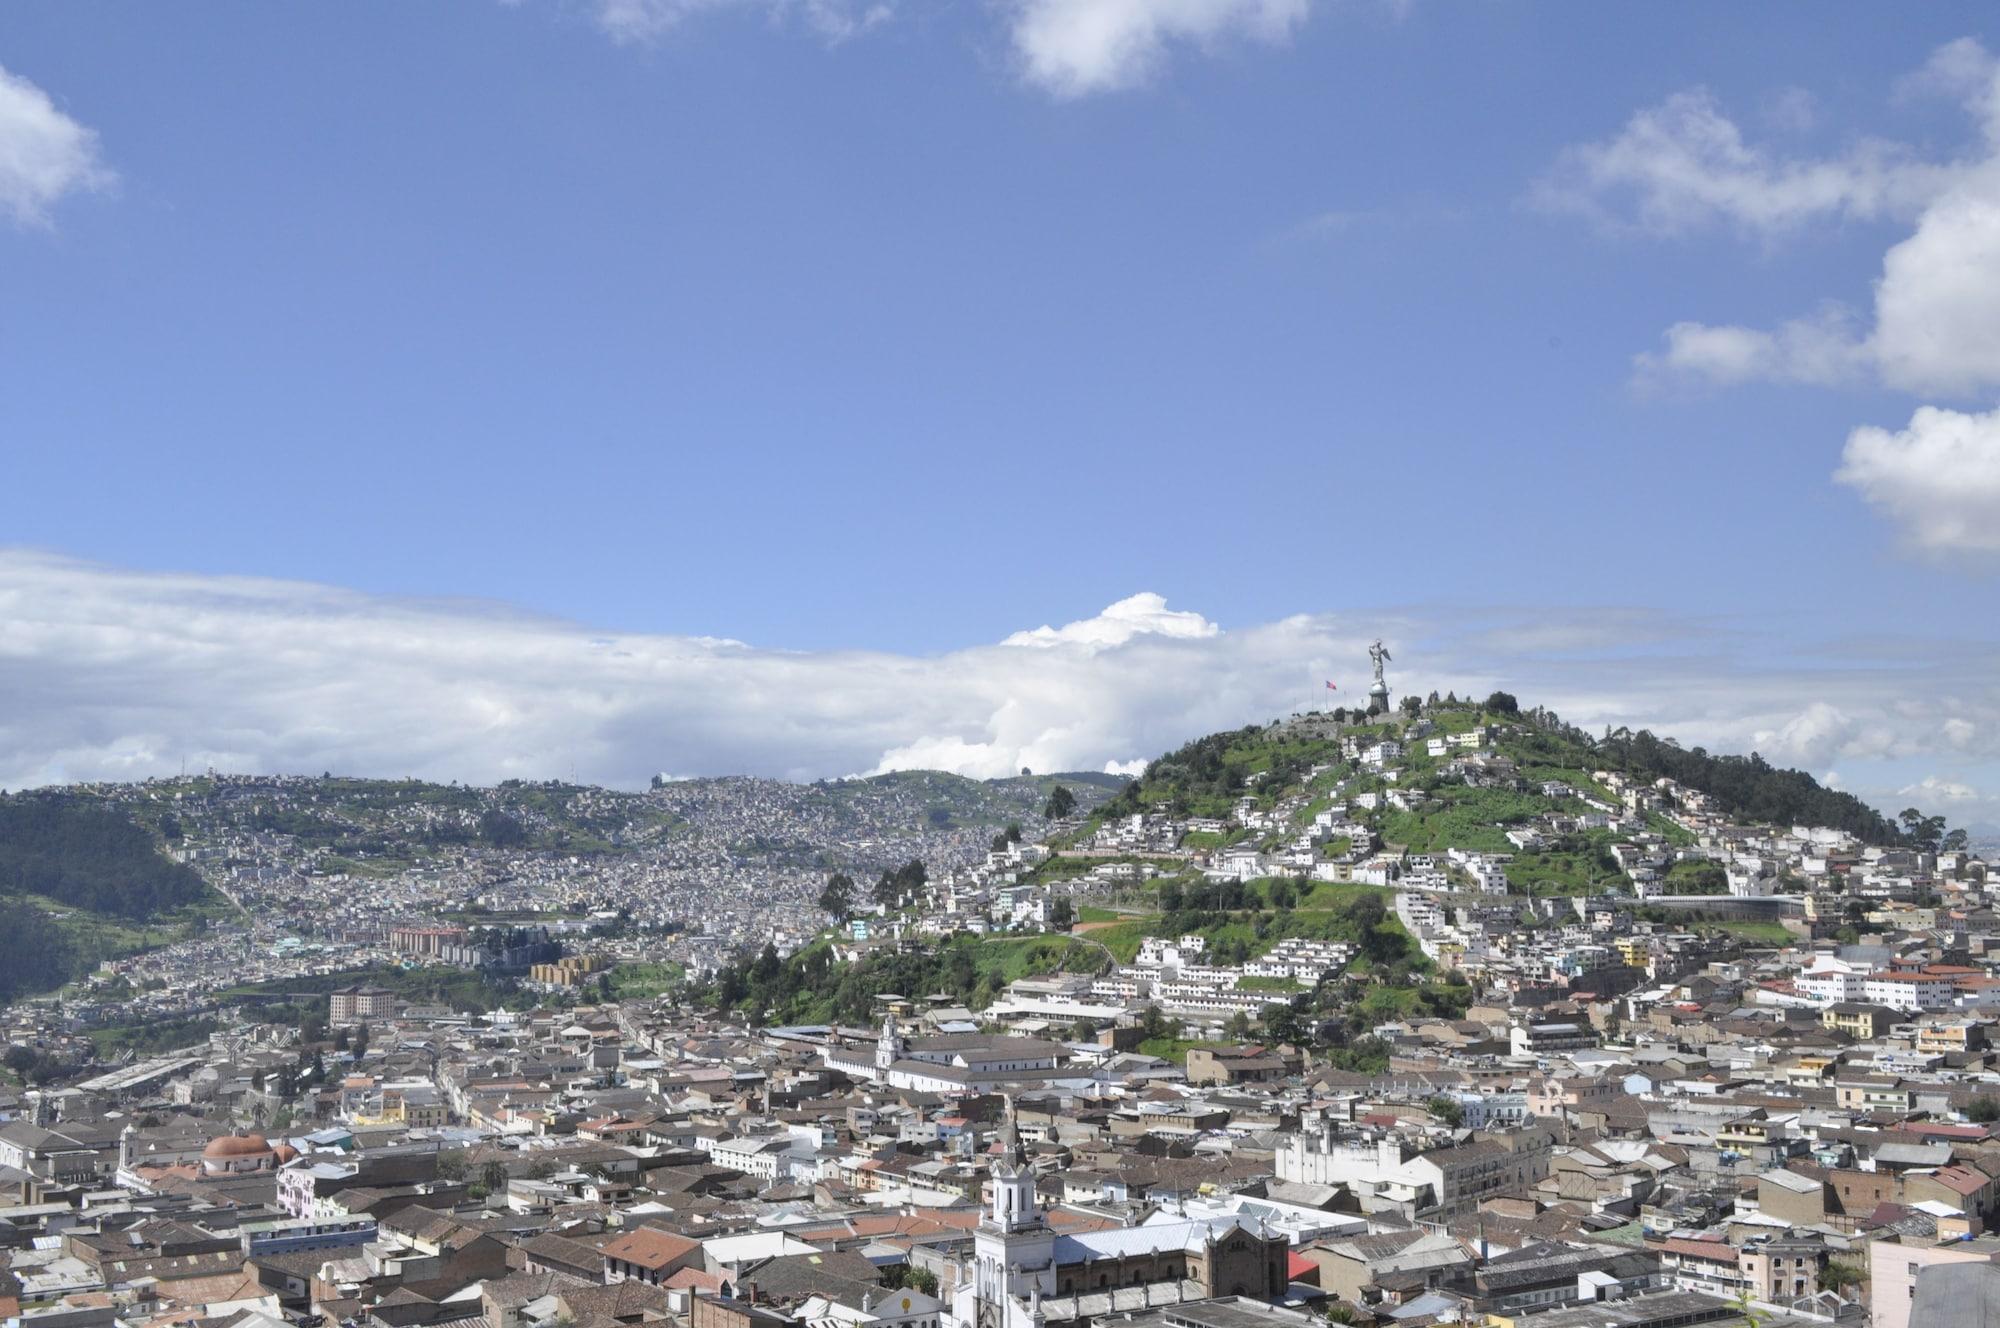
left=88, top=1015, right=221, bottom=1057
left=605, top=961, right=687, bottom=999
left=1646, top=812, right=1697, bottom=847
left=1664, top=859, right=1729, bottom=894
left=1507, top=846, right=1626, bottom=896
left=1137, top=1037, right=1201, bottom=1063
left=1379, top=786, right=1570, bottom=853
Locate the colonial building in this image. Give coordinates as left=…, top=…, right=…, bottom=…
left=953, top=1110, right=1288, bottom=1328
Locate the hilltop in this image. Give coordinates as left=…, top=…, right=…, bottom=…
left=684, top=694, right=1976, bottom=1057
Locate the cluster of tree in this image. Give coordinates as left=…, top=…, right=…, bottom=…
left=1897, top=807, right=1969, bottom=854
left=690, top=931, right=1096, bottom=1027
left=989, top=823, right=1023, bottom=852
left=0, top=796, right=215, bottom=920
left=479, top=808, right=530, bottom=848
left=1593, top=727, right=1905, bottom=844
left=0, top=909, right=82, bottom=1003
left=3, top=1044, right=68, bottom=1085
left=1098, top=727, right=1265, bottom=819
left=1043, top=785, right=1077, bottom=820
left=1157, top=877, right=1298, bottom=914
left=872, top=859, right=929, bottom=907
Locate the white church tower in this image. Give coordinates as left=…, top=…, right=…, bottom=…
left=876, top=1013, right=904, bottom=1078
left=958, top=1104, right=1057, bottom=1328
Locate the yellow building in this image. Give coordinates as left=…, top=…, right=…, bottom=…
left=530, top=954, right=611, bottom=986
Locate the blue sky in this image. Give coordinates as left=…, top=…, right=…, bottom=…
left=1, top=3, right=1997, bottom=824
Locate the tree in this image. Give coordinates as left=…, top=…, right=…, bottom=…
left=437, top=1148, right=468, bottom=1181
left=351, top=1023, right=370, bottom=1058
left=1426, top=1095, right=1465, bottom=1128
left=1263, top=1002, right=1303, bottom=1046
left=884, top=1265, right=940, bottom=1296
left=1043, top=785, right=1077, bottom=820
left=479, top=1160, right=510, bottom=1194
left=1050, top=897, right=1075, bottom=930
left=1967, top=1097, right=2000, bottom=1123
left=1484, top=691, right=1519, bottom=715
left=1225, top=1010, right=1254, bottom=1041
left=1898, top=808, right=1948, bottom=853
left=1944, top=828, right=1970, bottom=853
left=1069, top=1017, right=1099, bottom=1043
left=1399, top=695, right=1422, bottom=715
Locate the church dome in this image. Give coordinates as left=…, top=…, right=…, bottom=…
left=203, top=1131, right=272, bottom=1160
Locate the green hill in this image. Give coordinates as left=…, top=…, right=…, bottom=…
left=1093, top=699, right=1905, bottom=846
left=0, top=795, right=228, bottom=1001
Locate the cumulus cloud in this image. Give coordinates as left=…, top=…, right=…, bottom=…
left=1899, top=775, right=1980, bottom=802
left=0, top=63, right=113, bottom=227
left=1547, top=39, right=2000, bottom=399
left=1003, top=592, right=1219, bottom=650
left=1835, top=404, right=2000, bottom=556
left=1636, top=305, right=1867, bottom=389
left=1008, top=0, right=1310, bottom=98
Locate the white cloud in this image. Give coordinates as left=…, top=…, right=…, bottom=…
left=2, top=551, right=1995, bottom=822
left=1548, top=40, right=2000, bottom=399
left=591, top=0, right=891, bottom=45
left=1003, top=592, right=1219, bottom=650
left=0, top=64, right=113, bottom=228
left=1835, top=404, right=2000, bottom=556
left=1897, top=774, right=1980, bottom=803
left=1533, top=88, right=1948, bottom=236
left=580, top=0, right=1307, bottom=92
left=1752, top=701, right=1857, bottom=770
left=1008, top=0, right=1309, bottom=97
left=1637, top=304, right=1866, bottom=389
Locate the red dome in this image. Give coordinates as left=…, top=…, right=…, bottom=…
left=203, top=1132, right=272, bottom=1160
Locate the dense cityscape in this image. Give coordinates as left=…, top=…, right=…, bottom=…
left=3, top=677, right=1996, bottom=1328
left=6, top=11, right=1998, bottom=1328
